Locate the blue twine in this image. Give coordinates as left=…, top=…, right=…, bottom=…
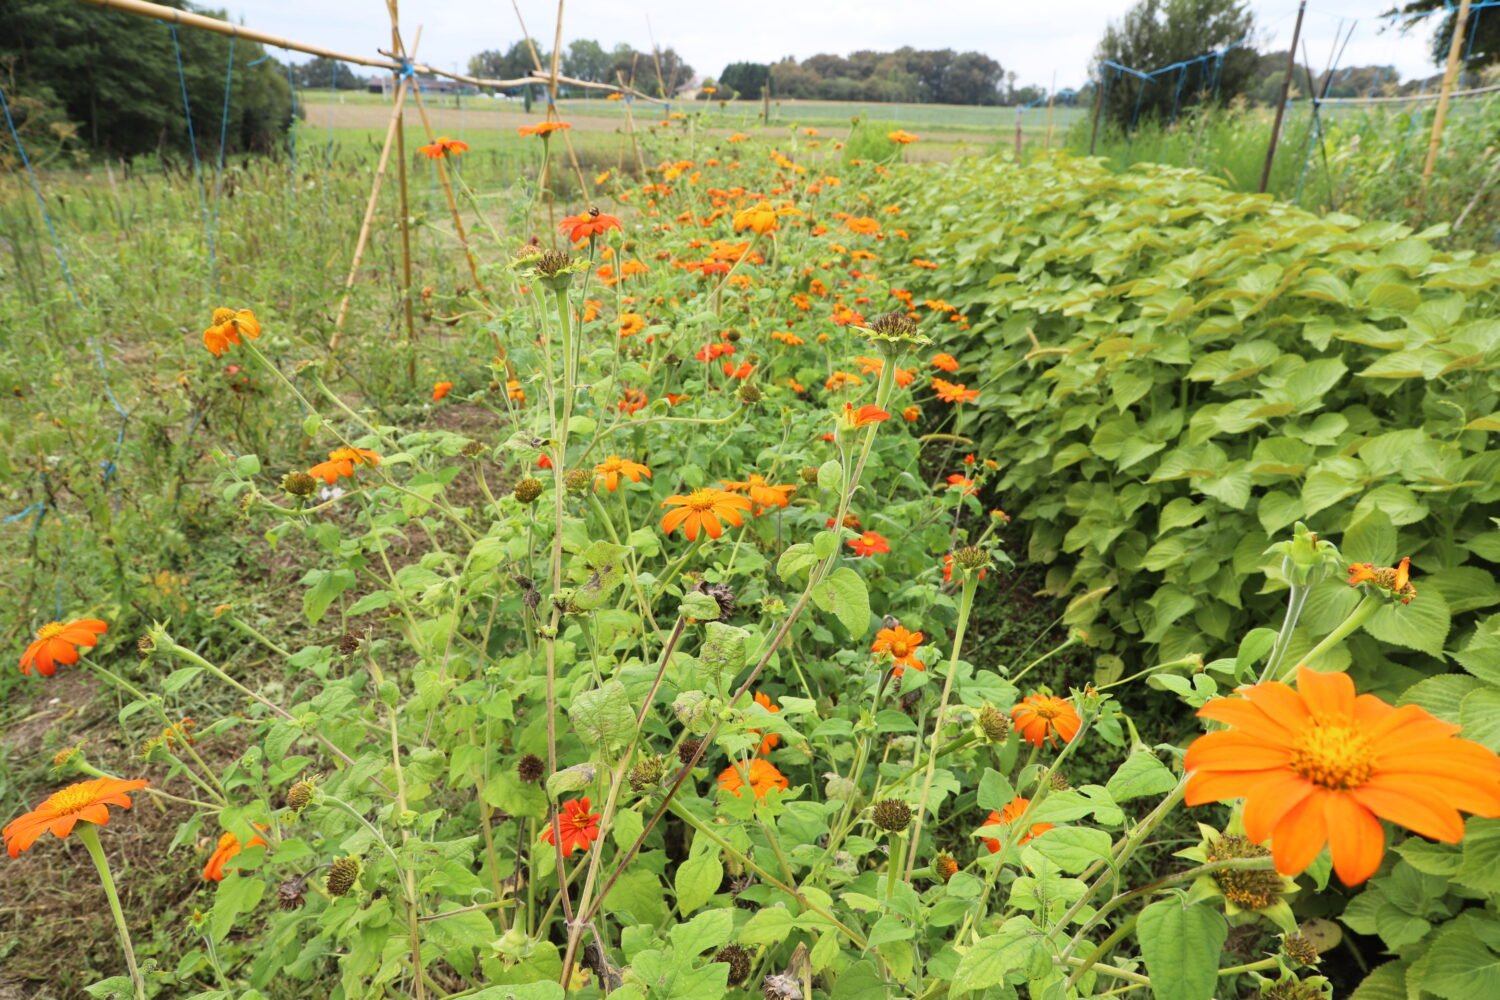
left=210, top=32, right=237, bottom=290
left=2, top=502, right=47, bottom=527
left=168, top=25, right=211, bottom=275
left=399, top=60, right=416, bottom=79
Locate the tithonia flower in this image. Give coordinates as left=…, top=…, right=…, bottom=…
left=594, top=455, right=651, bottom=492
left=1347, top=556, right=1417, bottom=605
left=518, top=120, right=572, bottom=138
left=202, top=827, right=268, bottom=881
left=943, top=552, right=989, bottom=583
left=887, top=130, right=919, bottom=144
left=719, top=475, right=794, bottom=512
left=307, top=447, right=381, bottom=484
left=20, top=618, right=108, bottom=677
left=841, top=403, right=890, bottom=430
left=417, top=136, right=469, bottom=159
left=431, top=380, right=453, bottom=401
left=751, top=691, right=782, bottom=755
left=541, top=797, right=601, bottom=857
left=732, top=203, right=778, bottom=235
left=618, top=312, right=647, bottom=337
left=931, top=353, right=959, bottom=373
left=982, top=796, right=1053, bottom=851
left=203, top=307, right=261, bottom=357
left=1184, top=665, right=1500, bottom=885
left=902, top=405, right=921, bottom=422
left=1012, top=694, right=1081, bottom=747
left=4, top=777, right=149, bottom=857
left=660, top=489, right=752, bottom=541
left=847, top=531, right=890, bottom=557
left=932, top=378, right=979, bottom=404
left=717, top=758, right=789, bottom=800
left=871, top=625, right=925, bottom=675
left=561, top=208, right=623, bottom=244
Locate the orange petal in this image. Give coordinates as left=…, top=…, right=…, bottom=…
left=1324, top=793, right=1386, bottom=885
left=1239, top=681, right=1311, bottom=731
left=1271, top=789, right=1329, bottom=876
left=1184, top=731, right=1291, bottom=772
left=1349, top=778, right=1465, bottom=842
left=1241, top=770, right=1317, bottom=843
left=1197, top=698, right=1295, bottom=745
left=1296, top=667, right=1355, bottom=719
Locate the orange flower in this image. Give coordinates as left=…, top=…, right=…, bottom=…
left=1012, top=694, right=1081, bottom=748
left=660, top=489, right=753, bottom=541
left=561, top=208, right=623, bottom=244
left=931, top=353, right=959, bottom=373
left=203, top=307, right=261, bottom=357
left=1346, top=556, right=1417, bottom=604
left=771, top=330, right=805, bottom=346
left=722, top=361, right=754, bottom=380
left=431, top=380, right=453, bottom=401
left=901, top=405, right=921, bottom=422
left=982, top=796, right=1053, bottom=851
left=517, top=120, right=572, bottom=138
left=751, top=691, right=782, bottom=755
left=618, top=312, right=647, bottom=337
left=307, top=446, right=382, bottom=484
left=717, top=758, right=789, bottom=800
left=732, top=203, right=778, bottom=235
left=618, top=388, right=648, bottom=414
left=845, top=217, right=880, bottom=236
left=911, top=258, right=939, bottom=270
left=416, top=136, right=469, bottom=159
left=720, top=474, right=794, bottom=512
left=841, top=403, right=890, bottom=429
left=594, top=455, right=651, bottom=492
left=728, top=132, right=750, bottom=143
left=507, top=379, right=527, bottom=404
left=932, top=378, right=979, bottom=404
left=871, top=625, right=924, bottom=675
left=20, top=618, right=108, bottom=677
left=887, top=130, right=919, bottom=144
left=1185, top=665, right=1500, bottom=885
left=202, top=826, right=268, bottom=881
left=946, top=474, right=976, bottom=496
left=848, top=531, right=890, bottom=557
left=825, top=371, right=863, bottom=392
left=541, top=797, right=601, bottom=857
left=4, top=777, right=149, bottom=857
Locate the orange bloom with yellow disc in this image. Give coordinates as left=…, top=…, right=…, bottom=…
left=416, top=136, right=469, bottom=159
left=659, top=489, right=752, bottom=541
left=750, top=691, right=782, bottom=755
left=517, top=120, right=572, bottom=138
left=1185, top=665, right=1500, bottom=885
left=202, top=827, right=268, bottom=881
left=982, top=796, right=1053, bottom=851
left=4, top=777, right=149, bottom=857
left=719, top=474, right=794, bottom=512
left=717, top=758, right=789, bottom=800
left=20, top=618, right=108, bottom=677
left=887, top=130, right=919, bottom=144
left=1012, top=694, right=1081, bottom=747
left=932, top=378, right=979, bottom=404
left=308, top=446, right=382, bottom=484
left=871, top=624, right=925, bottom=675
left=203, top=307, right=261, bottom=357
left=732, top=203, right=778, bottom=235
left=594, top=455, right=651, bottom=492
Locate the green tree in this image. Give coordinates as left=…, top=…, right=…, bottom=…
left=468, top=41, right=544, bottom=83
left=719, top=62, right=770, bottom=100
left=1393, top=1, right=1500, bottom=68
left=1092, top=0, right=1257, bottom=125
left=563, top=39, right=610, bottom=83
left=288, top=57, right=365, bottom=91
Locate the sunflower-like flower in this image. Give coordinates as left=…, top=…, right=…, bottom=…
left=307, top=446, right=382, bottom=485
left=20, top=618, right=108, bottom=677
left=4, top=777, right=149, bottom=856
left=593, top=455, right=651, bottom=492
left=1012, top=694, right=1081, bottom=747
left=560, top=207, right=623, bottom=244
left=203, top=307, right=261, bottom=357
left=1346, top=556, right=1417, bottom=604
left=659, top=489, right=752, bottom=541
left=717, top=758, right=789, bottom=800
left=871, top=624, right=925, bottom=675
left=417, top=136, right=469, bottom=159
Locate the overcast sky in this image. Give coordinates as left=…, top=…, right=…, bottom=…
left=225, top=1, right=1446, bottom=88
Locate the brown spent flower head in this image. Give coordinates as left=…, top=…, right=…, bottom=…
left=534, top=249, right=573, bottom=278
left=978, top=705, right=1011, bottom=743
left=694, top=580, right=737, bottom=620
left=285, top=778, right=317, bottom=812
left=799, top=466, right=820, bottom=485
left=277, top=873, right=310, bottom=910
left=1282, top=933, right=1321, bottom=967
left=872, top=798, right=913, bottom=833
left=934, top=853, right=959, bottom=882
left=763, top=973, right=803, bottom=1000
left=737, top=383, right=763, bottom=405
left=514, top=477, right=544, bottom=504
left=281, top=471, right=318, bottom=497
left=1258, top=978, right=1323, bottom=1000
left=678, top=738, right=704, bottom=766
left=326, top=856, right=361, bottom=897
left=629, top=756, right=666, bottom=792
left=336, top=632, right=363, bottom=656
left=1049, top=770, right=1071, bottom=792
left=564, top=468, right=592, bottom=493
left=865, top=310, right=922, bottom=343
left=461, top=440, right=486, bottom=459
left=715, top=944, right=752, bottom=985
left=136, top=632, right=156, bottom=657
left=1205, top=835, right=1284, bottom=910
left=517, top=753, right=545, bottom=783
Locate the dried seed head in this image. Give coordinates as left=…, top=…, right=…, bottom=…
left=326, top=856, right=361, bottom=897
left=978, top=705, right=1011, bottom=742
left=461, top=440, right=486, bottom=459
left=564, top=468, right=592, bottom=493
left=1257, top=978, right=1323, bottom=1000
left=762, top=973, right=803, bottom=1000
left=513, top=477, right=544, bottom=504
left=1282, top=933, right=1321, bottom=967
left=534, top=249, right=573, bottom=277
left=629, top=756, right=666, bottom=792
left=678, top=738, right=704, bottom=766
left=517, top=753, right=545, bottom=783
left=694, top=580, right=737, bottom=620
left=277, top=873, right=310, bottom=910
left=1049, top=770, right=1071, bottom=792
left=737, top=383, right=762, bottom=405
left=867, top=311, right=918, bottom=339
left=954, top=545, right=989, bottom=571
left=716, top=944, right=752, bottom=985
left=336, top=631, right=363, bottom=656
left=285, top=778, right=317, bottom=812
left=800, top=466, right=819, bottom=485
left=1205, top=835, right=1284, bottom=910
left=934, top=853, right=959, bottom=882
left=281, top=471, right=317, bottom=497
left=871, top=798, right=913, bottom=833
left=136, top=633, right=156, bottom=657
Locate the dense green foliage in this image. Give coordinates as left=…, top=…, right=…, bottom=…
left=764, top=48, right=1008, bottom=106
left=468, top=40, right=694, bottom=96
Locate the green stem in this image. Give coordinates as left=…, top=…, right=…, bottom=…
left=77, top=823, right=145, bottom=1000
left=1065, top=913, right=1138, bottom=990
left=1281, top=595, right=1379, bottom=681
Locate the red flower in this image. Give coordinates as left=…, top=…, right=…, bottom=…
left=417, top=136, right=469, bottom=159
left=842, top=403, right=890, bottom=429
left=848, top=531, right=890, bottom=557
left=561, top=208, right=623, bottom=244
left=431, top=380, right=453, bottom=401
left=541, top=797, right=601, bottom=857
left=722, top=361, right=754, bottom=379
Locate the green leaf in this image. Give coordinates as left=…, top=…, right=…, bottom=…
left=950, top=916, right=1047, bottom=992
left=233, top=453, right=261, bottom=477
left=740, top=907, right=795, bottom=946
left=1028, top=827, right=1113, bottom=873
left=1106, top=749, right=1177, bottom=802
left=1421, top=930, right=1500, bottom=999
left=1135, top=897, right=1227, bottom=1000
left=301, top=568, right=355, bottom=625
left=670, top=908, right=733, bottom=953
left=679, top=591, right=721, bottom=620
left=1343, top=511, right=1396, bottom=566
left=1366, top=588, right=1451, bottom=657
left=674, top=848, right=723, bottom=914
left=777, top=542, right=817, bottom=582
left=817, top=459, right=843, bottom=493
left=571, top=540, right=630, bottom=611
left=567, top=681, right=635, bottom=755
left=210, top=872, right=265, bottom=943
left=698, top=622, right=749, bottom=690
left=1348, top=963, right=1408, bottom=1000
left=812, top=566, right=870, bottom=637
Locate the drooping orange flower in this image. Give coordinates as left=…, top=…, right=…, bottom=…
left=1012, top=694, right=1081, bottom=748
left=845, top=217, right=880, bottom=236
left=431, top=380, right=453, bottom=401
left=1185, top=665, right=1500, bottom=885
left=825, top=371, right=863, bottom=392
left=872, top=625, right=925, bottom=675
left=20, top=618, right=108, bottom=677
left=518, top=120, right=572, bottom=138
left=416, top=136, right=469, bottom=159
left=887, top=130, right=919, bottom=144
left=848, top=531, right=890, bottom=557
left=728, top=132, right=750, bottom=143
left=751, top=692, right=782, bottom=755
left=660, top=489, right=753, bottom=541
left=717, top=758, right=789, bottom=800
left=982, top=796, right=1054, bottom=851
left=932, top=378, right=979, bottom=404
left=561, top=208, right=623, bottom=244
left=911, top=258, right=939, bottom=270
left=202, top=826, right=268, bottom=881
left=618, top=388, right=648, bottom=414
left=307, top=447, right=382, bottom=484
left=720, top=474, right=794, bottom=512
left=771, top=330, right=805, bottom=346
left=4, top=777, right=149, bottom=857
left=902, top=405, right=921, bottom=422
left=841, top=403, right=889, bottom=429
left=946, top=474, right=976, bottom=496
left=618, top=312, right=647, bottom=337
left=930, top=353, right=960, bottom=373
left=732, top=203, right=778, bottom=235
left=541, top=797, right=601, bottom=857
left=594, top=455, right=651, bottom=492
left=1347, top=557, right=1418, bottom=604
left=203, top=307, right=261, bottom=357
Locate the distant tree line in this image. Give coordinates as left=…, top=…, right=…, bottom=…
left=467, top=39, right=693, bottom=98
left=710, top=49, right=1008, bottom=105
left=288, top=57, right=367, bottom=92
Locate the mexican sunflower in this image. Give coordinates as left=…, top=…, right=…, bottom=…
left=431, top=380, right=453, bottom=401
left=416, top=136, right=468, bottom=159
left=982, top=796, right=1053, bottom=851
left=202, top=307, right=261, bottom=357
left=847, top=531, right=890, bottom=557
left=518, top=120, right=572, bottom=138
left=4, top=777, right=148, bottom=857
left=541, top=798, right=601, bottom=857
left=1347, top=556, right=1418, bottom=604
left=841, top=403, right=889, bottom=430
left=202, top=827, right=268, bottom=881
left=887, top=130, right=919, bottom=144
left=660, top=489, right=752, bottom=541
left=719, top=475, right=794, bottom=512
left=594, top=455, right=651, bottom=492
left=1012, top=694, right=1081, bottom=747
left=750, top=691, right=782, bottom=755
left=732, top=203, right=778, bottom=235
left=307, top=446, right=381, bottom=484
left=718, top=758, right=789, bottom=800
left=561, top=208, right=623, bottom=244
left=932, top=378, right=979, bottom=404
left=931, top=353, right=959, bottom=373
left=1184, top=665, right=1500, bottom=885
left=871, top=624, right=924, bottom=675
left=20, top=618, right=108, bottom=677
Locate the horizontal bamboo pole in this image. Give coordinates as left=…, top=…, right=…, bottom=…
left=1318, top=82, right=1500, bottom=105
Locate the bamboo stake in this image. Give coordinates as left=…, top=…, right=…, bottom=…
left=387, top=4, right=417, bottom=382
left=1259, top=0, right=1305, bottom=193
left=508, top=0, right=591, bottom=203
left=617, top=71, right=648, bottom=175
left=1423, top=0, right=1474, bottom=193
left=1045, top=71, right=1057, bottom=150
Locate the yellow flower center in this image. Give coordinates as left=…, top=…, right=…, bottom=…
left=36, top=622, right=65, bottom=640
left=1032, top=700, right=1062, bottom=720
left=45, top=783, right=98, bottom=816
left=1290, top=719, right=1375, bottom=790
left=680, top=490, right=720, bottom=511
left=890, top=639, right=911, bottom=657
